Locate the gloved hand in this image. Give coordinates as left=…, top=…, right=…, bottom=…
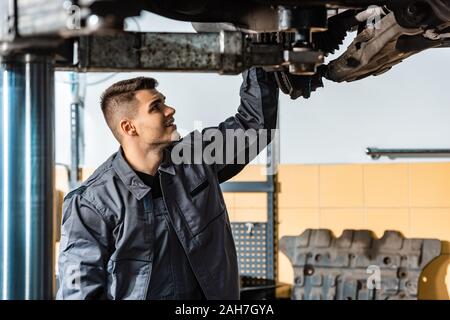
left=272, top=9, right=361, bottom=100
left=273, top=66, right=326, bottom=100
left=271, top=7, right=392, bottom=98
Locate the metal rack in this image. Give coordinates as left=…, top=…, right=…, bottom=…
left=221, top=141, right=279, bottom=282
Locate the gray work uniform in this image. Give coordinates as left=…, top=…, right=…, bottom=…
left=56, top=67, right=279, bottom=300
left=143, top=186, right=205, bottom=299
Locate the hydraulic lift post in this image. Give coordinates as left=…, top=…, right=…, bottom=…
left=0, top=53, right=55, bottom=300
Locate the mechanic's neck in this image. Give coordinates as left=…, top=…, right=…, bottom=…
left=122, top=142, right=164, bottom=176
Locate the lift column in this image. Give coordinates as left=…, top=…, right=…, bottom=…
left=0, top=53, right=55, bottom=300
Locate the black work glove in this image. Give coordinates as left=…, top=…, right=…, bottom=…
left=273, top=65, right=326, bottom=99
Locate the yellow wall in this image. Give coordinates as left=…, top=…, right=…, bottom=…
left=225, top=163, right=450, bottom=300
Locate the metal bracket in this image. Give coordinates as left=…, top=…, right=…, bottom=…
left=366, top=147, right=450, bottom=159
left=54, top=31, right=288, bottom=74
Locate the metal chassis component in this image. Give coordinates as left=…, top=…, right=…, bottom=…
left=56, top=31, right=293, bottom=74
left=327, top=12, right=424, bottom=82
left=280, top=229, right=442, bottom=300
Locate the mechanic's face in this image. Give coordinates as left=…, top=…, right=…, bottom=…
left=132, top=89, right=178, bottom=146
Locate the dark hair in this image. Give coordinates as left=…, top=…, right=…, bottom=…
left=100, top=77, right=158, bottom=141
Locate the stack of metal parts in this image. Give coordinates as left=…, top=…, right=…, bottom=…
left=280, top=229, right=441, bottom=300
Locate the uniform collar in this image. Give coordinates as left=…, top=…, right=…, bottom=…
left=158, top=147, right=176, bottom=176
left=113, top=147, right=175, bottom=200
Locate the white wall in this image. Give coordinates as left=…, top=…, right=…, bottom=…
left=55, top=11, right=450, bottom=168
left=280, top=46, right=450, bottom=164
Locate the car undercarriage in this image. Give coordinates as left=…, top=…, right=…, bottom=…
left=151, top=0, right=450, bottom=97
left=2, top=1, right=450, bottom=98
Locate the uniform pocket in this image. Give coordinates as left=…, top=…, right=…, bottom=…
left=107, top=258, right=151, bottom=300
left=190, top=179, right=209, bottom=198
left=178, top=175, right=225, bottom=237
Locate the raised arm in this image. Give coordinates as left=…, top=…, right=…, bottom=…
left=210, top=67, right=279, bottom=182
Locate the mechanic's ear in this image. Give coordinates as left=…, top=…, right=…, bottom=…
left=119, top=119, right=137, bottom=137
